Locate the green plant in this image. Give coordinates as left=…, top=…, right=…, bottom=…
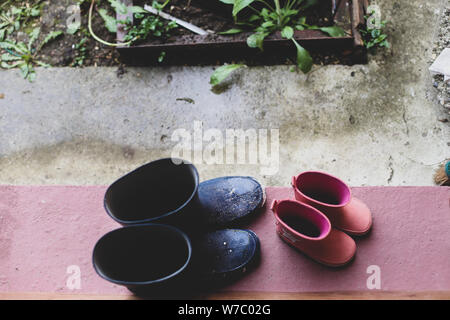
left=89, top=0, right=177, bottom=44
left=72, top=37, right=88, bottom=67
left=88, top=0, right=134, bottom=47
left=0, top=1, right=42, bottom=41
left=218, top=0, right=346, bottom=73
left=210, top=64, right=246, bottom=86
left=72, top=27, right=91, bottom=67
left=122, top=11, right=178, bottom=44
left=0, top=27, right=63, bottom=81
left=359, top=18, right=389, bottom=51
left=0, top=8, right=19, bottom=41
left=88, top=0, right=177, bottom=63
left=158, top=51, right=166, bottom=63
left=10, top=1, right=41, bottom=24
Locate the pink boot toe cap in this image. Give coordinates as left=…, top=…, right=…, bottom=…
left=309, top=228, right=357, bottom=267
left=334, top=197, right=373, bottom=236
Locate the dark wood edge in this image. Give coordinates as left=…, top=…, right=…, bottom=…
left=363, top=0, right=369, bottom=13
left=330, top=0, right=352, bottom=37
left=205, top=291, right=450, bottom=300
left=1, top=291, right=450, bottom=300
left=351, top=0, right=365, bottom=47
left=116, top=30, right=353, bottom=51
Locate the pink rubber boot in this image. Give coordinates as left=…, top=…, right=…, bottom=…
left=271, top=199, right=356, bottom=267
left=292, top=171, right=372, bottom=236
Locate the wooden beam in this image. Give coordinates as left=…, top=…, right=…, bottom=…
left=1, top=291, right=450, bottom=300
left=116, top=0, right=133, bottom=43
left=363, top=0, right=369, bottom=13
left=351, top=0, right=365, bottom=47
left=333, top=0, right=352, bottom=32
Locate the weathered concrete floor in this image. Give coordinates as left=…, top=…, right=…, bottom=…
left=0, top=0, right=449, bottom=187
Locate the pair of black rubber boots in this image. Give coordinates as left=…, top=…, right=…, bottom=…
left=92, top=158, right=265, bottom=296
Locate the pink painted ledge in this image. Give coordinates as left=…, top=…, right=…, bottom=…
left=0, top=185, right=449, bottom=296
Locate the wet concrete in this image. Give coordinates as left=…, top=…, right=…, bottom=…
left=0, top=0, right=448, bottom=186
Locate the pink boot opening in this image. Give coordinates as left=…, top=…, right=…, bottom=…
left=292, top=171, right=372, bottom=236
left=271, top=199, right=356, bottom=267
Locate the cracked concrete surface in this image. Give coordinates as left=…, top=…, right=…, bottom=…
left=0, top=0, right=449, bottom=187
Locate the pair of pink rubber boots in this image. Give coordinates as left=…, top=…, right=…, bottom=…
left=271, top=171, right=372, bottom=267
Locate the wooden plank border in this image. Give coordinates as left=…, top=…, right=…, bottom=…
left=115, top=0, right=364, bottom=65
left=1, top=290, right=450, bottom=300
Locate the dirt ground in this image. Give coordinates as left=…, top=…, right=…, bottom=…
left=1, top=0, right=363, bottom=69
left=39, top=0, right=120, bottom=67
